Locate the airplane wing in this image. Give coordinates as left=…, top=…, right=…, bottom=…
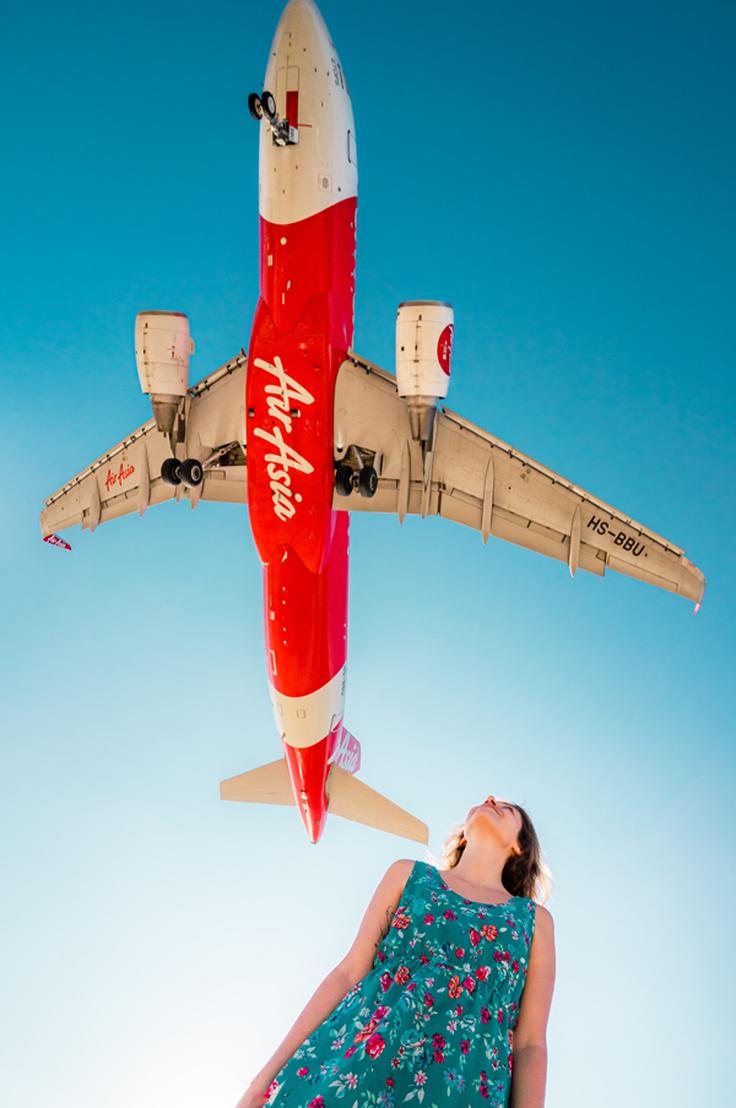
left=333, top=353, right=705, bottom=606
left=40, top=353, right=247, bottom=539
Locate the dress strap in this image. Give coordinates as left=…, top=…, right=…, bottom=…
left=398, top=858, right=426, bottom=903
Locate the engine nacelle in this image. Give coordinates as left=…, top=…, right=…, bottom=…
left=135, top=311, right=194, bottom=434
left=396, top=301, right=454, bottom=442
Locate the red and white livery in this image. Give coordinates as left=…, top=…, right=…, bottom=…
left=41, top=0, right=705, bottom=844
left=245, top=0, right=359, bottom=842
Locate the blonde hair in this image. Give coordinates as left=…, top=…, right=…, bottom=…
left=439, top=802, right=553, bottom=904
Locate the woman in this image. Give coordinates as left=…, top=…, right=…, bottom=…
left=237, top=795, right=555, bottom=1107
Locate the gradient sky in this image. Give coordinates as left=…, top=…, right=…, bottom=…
left=2, top=1, right=735, bottom=1105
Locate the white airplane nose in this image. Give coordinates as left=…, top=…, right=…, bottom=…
left=282, top=0, right=322, bottom=16
left=283, top=0, right=317, bottom=11
left=274, top=0, right=332, bottom=51
left=259, top=0, right=357, bottom=225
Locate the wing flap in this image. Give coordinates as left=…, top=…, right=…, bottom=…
left=334, top=353, right=704, bottom=604
left=41, top=353, right=247, bottom=538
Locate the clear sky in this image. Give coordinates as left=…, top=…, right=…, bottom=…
left=2, top=1, right=734, bottom=1105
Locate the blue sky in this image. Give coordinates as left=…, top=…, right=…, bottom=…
left=2, top=1, right=734, bottom=1105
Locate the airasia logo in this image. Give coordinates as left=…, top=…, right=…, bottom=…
left=43, top=533, right=72, bottom=551
left=252, top=355, right=315, bottom=522
left=328, top=727, right=361, bottom=774
left=437, top=324, right=453, bottom=376
left=104, top=461, right=135, bottom=492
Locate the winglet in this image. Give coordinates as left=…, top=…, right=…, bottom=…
left=43, top=533, right=72, bottom=552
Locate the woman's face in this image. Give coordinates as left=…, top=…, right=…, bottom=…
left=465, top=795, right=522, bottom=853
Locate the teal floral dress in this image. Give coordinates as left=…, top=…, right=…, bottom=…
left=265, top=859, right=537, bottom=1107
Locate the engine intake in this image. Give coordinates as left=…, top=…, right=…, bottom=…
left=396, top=301, right=454, bottom=442
left=135, top=311, right=194, bottom=434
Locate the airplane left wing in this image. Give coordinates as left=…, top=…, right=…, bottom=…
left=334, top=353, right=705, bottom=606
left=41, top=353, right=247, bottom=539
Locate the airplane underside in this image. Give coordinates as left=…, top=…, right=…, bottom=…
left=39, top=0, right=704, bottom=847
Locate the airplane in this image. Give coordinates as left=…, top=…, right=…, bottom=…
left=40, top=0, right=705, bottom=846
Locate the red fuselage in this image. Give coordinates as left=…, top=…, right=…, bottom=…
left=245, top=0, right=358, bottom=841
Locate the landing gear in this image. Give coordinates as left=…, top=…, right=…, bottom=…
left=261, top=89, right=277, bottom=122
left=358, top=465, right=378, bottom=498
left=248, top=89, right=276, bottom=122
left=247, top=88, right=298, bottom=146
left=334, top=456, right=379, bottom=499
left=335, top=463, right=354, bottom=497
left=179, top=458, right=204, bottom=487
left=247, top=92, right=264, bottom=120
left=161, top=458, right=182, bottom=486
left=161, top=457, right=204, bottom=487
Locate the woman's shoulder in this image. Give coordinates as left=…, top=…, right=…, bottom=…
left=513, top=898, right=553, bottom=926
left=382, top=857, right=422, bottom=897
left=389, top=857, right=420, bottom=872
left=530, top=902, right=555, bottom=938
left=387, top=857, right=421, bottom=882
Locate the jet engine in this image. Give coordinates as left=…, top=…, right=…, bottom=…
left=135, top=311, right=194, bottom=434
left=396, top=301, right=454, bottom=443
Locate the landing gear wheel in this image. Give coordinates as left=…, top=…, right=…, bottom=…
left=180, top=458, right=204, bottom=487
left=248, top=92, right=264, bottom=120
left=358, top=465, right=378, bottom=498
left=261, top=89, right=277, bottom=122
left=161, top=458, right=182, bottom=486
left=335, top=463, right=354, bottom=497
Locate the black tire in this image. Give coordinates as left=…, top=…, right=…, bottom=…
left=248, top=92, right=264, bottom=120
left=335, top=463, right=354, bottom=497
left=161, top=457, right=182, bottom=486
left=180, top=458, right=204, bottom=487
left=358, top=465, right=378, bottom=498
left=261, top=89, right=277, bottom=121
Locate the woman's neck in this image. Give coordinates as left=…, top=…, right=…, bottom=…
left=448, top=838, right=509, bottom=892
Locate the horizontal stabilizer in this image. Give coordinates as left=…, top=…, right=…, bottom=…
left=220, top=756, right=429, bottom=844
left=327, top=764, right=429, bottom=844
left=220, top=757, right=294, bottom=806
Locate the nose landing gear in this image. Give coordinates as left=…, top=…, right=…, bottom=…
left=248, top=90, right=277, bottom=121
left=247, top=92, right=263, bottom=120
left=247, top=88, right=298, bottom=146
left=260, top=90, right=277, bottom=122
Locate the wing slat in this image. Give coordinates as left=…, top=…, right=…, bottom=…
left=334, top=353, right=704, bottom=604
left=41, top=353, right=247, bottom=538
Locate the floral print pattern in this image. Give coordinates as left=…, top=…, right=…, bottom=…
left=266, top=860, right=536, bottom=1107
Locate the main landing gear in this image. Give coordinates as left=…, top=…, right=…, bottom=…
left=334, top=458, right=378, bottom=498
left=161, top=457, right=203, bottom=488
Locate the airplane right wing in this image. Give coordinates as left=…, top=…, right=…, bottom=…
left=41, top=352, right=248, bottom=540
left=334, top=353, right=705, bottom=606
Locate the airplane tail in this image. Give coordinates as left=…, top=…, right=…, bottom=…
left=326, top=764, right=429, bottom=844
left=220, top=747, right=428, bottom=844
left=220, top=756, right=294, bottom=806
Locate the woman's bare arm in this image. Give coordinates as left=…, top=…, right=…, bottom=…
left=510, top=905, right=556, bottom=1108
left=235, top=858, right=415, bottom=1108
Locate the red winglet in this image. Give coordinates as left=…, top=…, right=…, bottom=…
left=43, top=533, right=72, bottom=552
